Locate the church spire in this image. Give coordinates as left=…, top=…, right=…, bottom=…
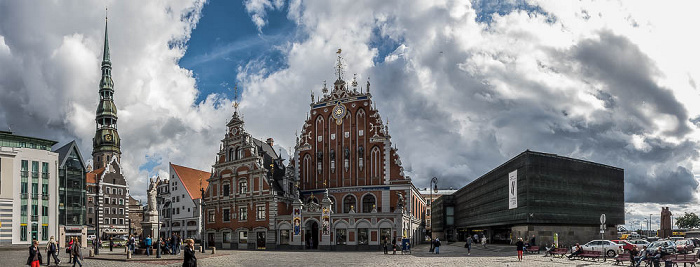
left=102, top=8, right=110, bottom=65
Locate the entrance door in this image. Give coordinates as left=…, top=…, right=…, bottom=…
left=256, top=232, right=266, bottom=249
left=306, top=221, right=319, bottom=249
left=208, top=233, right=215, bottom=248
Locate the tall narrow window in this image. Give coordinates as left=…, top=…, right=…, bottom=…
left=343, top=195, right=356, bottom=213
left=239, top=207, right=248, bottom=221
left=362, top=194, right=376, bottom=213
left=223, top=184, right=230, bottom=196
left=370, top=147, right=381, bottom=181
left=239, top=180, right=247, bottom=193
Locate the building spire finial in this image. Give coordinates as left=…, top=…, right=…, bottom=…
left=335, top=48, right=344, bottom=81
left=233, top=84, right=239, bottom=114
left=102, top=7, right=110, bottom=64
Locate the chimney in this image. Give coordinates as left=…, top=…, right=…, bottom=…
left=266, top=138, right=274, bottom=147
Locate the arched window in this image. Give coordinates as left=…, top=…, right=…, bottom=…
left=343, top=195, right=356, bottom=213
left=236, top=147, right=243, bottom=160
left=303, top=154, right=312, bottom=185
left=228, top=148, right=235, bottom=161
left=362, top=194, right=376, bottom=213
left=370, top=147, right=381, bottom=181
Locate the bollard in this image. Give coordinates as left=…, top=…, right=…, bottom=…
left=211, top=247, right=216, bottom=254
left=127, top=250, right=132, bottom=259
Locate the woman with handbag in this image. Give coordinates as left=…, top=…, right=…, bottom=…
left=182, top=239, right=197, bottom=267
left=26, top=240, right=42, bottom=267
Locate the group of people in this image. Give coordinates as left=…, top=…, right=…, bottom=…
left=629, top=245, right=669, bottom=267
left=26, top=236, right=83, bottom=267
left=158, top=233, right=183, bottom=255
left=382, top=237, right=409, bottom=255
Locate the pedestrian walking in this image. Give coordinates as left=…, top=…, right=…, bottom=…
left=530, top=235, right=536, bottom=248
left=481, top=235, right=487, bottom=248
left=182, top=239, right=197, bottom=267
left=516, top=238, right=524, bottom=261
left=177, top=234, right=182, bottom=255
left=27, top=240, right=43, bottom=267
left=383, top=237, right=388, bottom=254
left=67, top=237, right=74, bottom=263
left=71, top=237, right=83, bottom=267
left=465, top=236, right=473, bottom=255
left=392, top=238, right=397, bottom=254
left=434, top=238, right=441, bottom=254
left=109, top=236, right=114, bottom=252
left=473, top=234, right=478, bottom=244
left=145, top=235, right=152, bottom=256
left=45, top=236, right=61, bottom=266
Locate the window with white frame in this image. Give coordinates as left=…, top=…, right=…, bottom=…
left=239, top=207, right=247, bottom=221
left=239, top=179, right=247, bottom=193
left=222, top=208, right=230, bottom=222
left=208, top=210, right=215, bottom=223
left=256, top=205, right=265, bottom=220
left=239, top=231, right=247, bottom=243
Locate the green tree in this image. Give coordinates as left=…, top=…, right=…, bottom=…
left=675, top=212, right=700, bottom=229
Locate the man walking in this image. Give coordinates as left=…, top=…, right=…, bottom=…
left=465, top=235, right=473, bottom=255
left=71, top=237, right=83, bottom=267
left=434, top=238, right=441, bottom=254
left=145, top=235, right=152, bottom=256
left=109, top=236, right=114, bottom=252
left=46, top=236, right=61, bottom=266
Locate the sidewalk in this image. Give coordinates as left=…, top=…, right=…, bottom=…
left=89, top=248, right=227, bottom=262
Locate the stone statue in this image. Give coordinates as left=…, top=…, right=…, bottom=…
left=147, top=177, right=157, bottom=212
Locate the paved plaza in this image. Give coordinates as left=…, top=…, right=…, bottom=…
left=0, top=243, right=631, bottom=266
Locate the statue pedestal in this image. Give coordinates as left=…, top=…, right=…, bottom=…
left=142, top=210, right=159, bottom=241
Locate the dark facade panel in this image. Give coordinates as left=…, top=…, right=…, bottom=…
left=452, top=151, right=624, bottom=228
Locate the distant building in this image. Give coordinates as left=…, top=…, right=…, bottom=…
left=431, top=150, right=624, bottom=246
left=167, top=163, right=209, bottom=240
left=128, top=196, right=143, bottom=236
left=156, top=177, right=170, bottom=238
left=418, top=188, right=457, bottom=239
left=54, top=141, right=88, bottom=247
left=0, top=131, right=59, bottom=244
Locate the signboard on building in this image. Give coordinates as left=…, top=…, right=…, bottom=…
left=508, top=170, right=517, bottom=209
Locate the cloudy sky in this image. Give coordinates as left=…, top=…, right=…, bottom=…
left=1, top=0, right=699, bottom=230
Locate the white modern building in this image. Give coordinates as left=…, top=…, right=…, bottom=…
left=164, top=163, right=209, bottom=240
left=0, top=131, right=59, bottom=244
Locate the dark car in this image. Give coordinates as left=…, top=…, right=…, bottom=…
left=675, top=239, right=695, bottom=254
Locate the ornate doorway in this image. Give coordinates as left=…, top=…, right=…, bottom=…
left=306, top=221, right=319, bottom=249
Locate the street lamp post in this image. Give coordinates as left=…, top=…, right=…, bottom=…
left=201, top=186, right=206, bottom=253
left=428, top=177, right=438, bottom=253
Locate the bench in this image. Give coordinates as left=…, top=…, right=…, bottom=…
left=550, top=248, right=568, bottom=258
left=614, top=252, right=633, bottom=265
left=577, top=250, right=601, bottom=261
left=526, top=246, right=540, bottom=254
left=669, top=254, right=697, bottom=267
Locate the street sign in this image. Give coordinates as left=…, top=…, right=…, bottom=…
left=600, top=230, right=604, bottom=234
left=600, top=214, right=606, bottom=224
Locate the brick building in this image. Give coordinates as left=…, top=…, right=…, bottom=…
left=204, top=52, right=426, bottom=250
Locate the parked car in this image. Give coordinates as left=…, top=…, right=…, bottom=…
left=675, top=239, right=695, bottom=254
left=87, top=235, right=96, bottom=241
left=611, top=240, right=636, bottom=252
left=581, top=240, right=622, bottom=257
left=628, top=239, right=650, bottom=250
left=647, top=240, right=677, bottom=254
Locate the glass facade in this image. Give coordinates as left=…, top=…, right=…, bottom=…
left=58, top=148, right=86, bottom=226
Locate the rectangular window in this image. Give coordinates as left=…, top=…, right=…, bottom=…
left=119, top=199, right=123, bottom=205
left=222, top=208, right=230, bottom=222
left=104, top=197, right=109, bottom=204
left=105, top=208, right=109, bottom=215
left=208, top=210, right=215, bottom=223
left=31, top=161, right=39, bottom=180
left=239, top=231, right=247, bottom=244
left=239, top=180, right=247, bottom=193
left=112, top=218, right=117, bottom=225
left=223, top=184, right=230, bottom=196
left=42, top=225, right=48, bottom=240
left=104, top=218, right=109, bottom=225
left=20, top=225, right=27, bottom=241
left=280, top=229, right=290, bottom=245
left=88, top=207, right=93, bottom=214
left=119, top=208, right=124, bottom=215
left=41, top=162, right=48, bottom=179
left=239, top=207, right=247, bottom=221
left=335, top=229, right=347, bottom=245
left=257, top=205, right=265, bottom=220
left=119, top=219, right=124, bottom=225
left=358, top=228, right=368, bottom=245
left=446, top=206, right=454, bottom=226
left=380, top=228, right=391, bottom=243
left=223, top=232, right=232, bottom=243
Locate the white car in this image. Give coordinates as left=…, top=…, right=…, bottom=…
left=581, top=240, right=623, bottom=257
left=628, top=239, right=650, bottom=250
left=87, top=235, right=96, bottom=241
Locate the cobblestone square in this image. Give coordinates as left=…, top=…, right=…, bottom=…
left=1, top=243, right=632, bottom=266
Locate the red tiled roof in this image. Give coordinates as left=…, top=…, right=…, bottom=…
left=86, top=167, right=106, bottom=184
left=170, top=163, right=210, bottom=200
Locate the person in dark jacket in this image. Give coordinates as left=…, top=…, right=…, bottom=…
left=434, top=238, right=441, bottom=254
left=71, top=237, right=83, bottom=267
left=516, top=238, right=525, bottom=261
left=383, top=237, right=388, bottom=254
left=45, top=236, right=61, bottom=266
left=182, top=239, right=197, bottom=267
left=27, top=240, right=42, bottom=267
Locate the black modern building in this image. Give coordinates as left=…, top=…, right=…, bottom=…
left=433, top=150, right=624, bottom=247
left=54, top=140, right=88, bottom=247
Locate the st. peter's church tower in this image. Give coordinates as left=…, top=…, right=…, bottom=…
left=92, top=15, right=121, bottom=169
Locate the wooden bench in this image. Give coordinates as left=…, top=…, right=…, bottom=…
left=669, top=254, right=697, bottom=267
left=614, top=252, right=633, bottom=265
left=526, top=246, right=540, bottom=254
left=577, top=250, right=602, bottom=261
left=550, top=248, right=568, bottom=258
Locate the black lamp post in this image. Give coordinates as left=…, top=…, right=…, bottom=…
left=428, top=177, right=438, bottom=253
left=156, top=196, right=163, bottom=258
left=200, top=179, right=207, bottom=253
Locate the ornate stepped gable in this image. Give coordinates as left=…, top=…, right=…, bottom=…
left=294, top=53, right=409, bottom=192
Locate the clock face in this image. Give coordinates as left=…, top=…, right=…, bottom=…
left=105, top=134, right=113, bottom=142
left=332, top=104, right=346, bottom=120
